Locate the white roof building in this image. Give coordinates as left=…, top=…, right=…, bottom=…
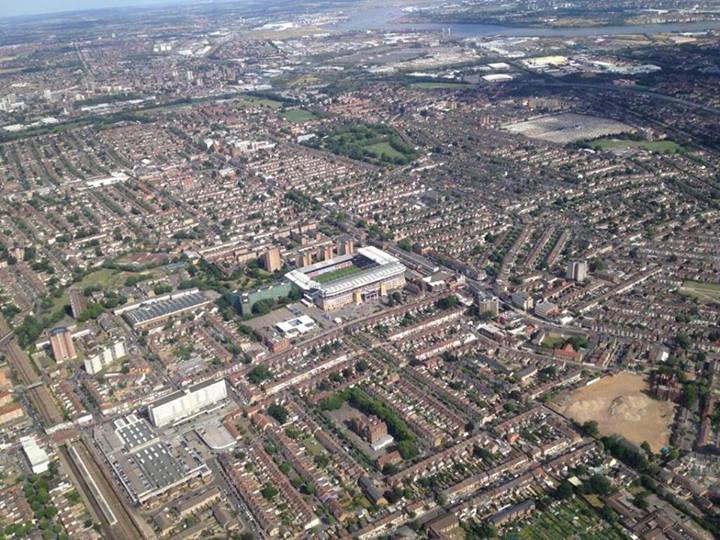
left=21, top=436, right=50, bottom=474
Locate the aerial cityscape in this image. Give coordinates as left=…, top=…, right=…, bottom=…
left=0, top=0, right=719, bottom=539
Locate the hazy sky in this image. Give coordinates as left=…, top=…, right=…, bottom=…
left=0, top=0, right=186, bottom=18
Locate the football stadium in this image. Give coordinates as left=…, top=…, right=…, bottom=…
left=285, top=246, right=406, bottom=311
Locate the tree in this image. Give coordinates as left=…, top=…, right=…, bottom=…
left=260, top=484, right=278, bottom=500
left=589, top=258, right=606, bottom=272
left=682, top=383, right=698, bottom=409
left=581, top=420, right=599, bottom=437
left=397, top=440, right=419, bottom=460
left=664, top=447, right=679, bottom=462
left=436, top=295, right=459, bottom=310
left=319, top=394, right=344, bottom=411
left=385, top=486, right=404, bottom=504
left=398, top=239, right=412, bottom=251
left=554, top=480, right=574, bottom=499
left=675, top=333, right=691, bottom=350
left=268, top=404, right=289, bottom=424
left=587, top=474, right=611, bottom=496
left=382, top=463, right=399, bottom=475
left=247, top=365, right=272, bottom=385
left=601, top=504, right=617, bottom=523
left=251, top=299, right=273, bottom=316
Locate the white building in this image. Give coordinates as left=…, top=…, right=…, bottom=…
left=477, top=295, right=499, bottom=317
left=21, top=436, right=50, bottom=474
left=148, top=379, right=227, bottom=427
left=85, top=340, right=127, bottom=375
left=566, top=261, right=588, bottom=283
left=276, top=315, right=315, bottom=338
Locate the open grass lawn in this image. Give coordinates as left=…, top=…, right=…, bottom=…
left=680, top=280, right=720, bottom=304
left=281, top=109, right=317, bottom=122
left=365, top=141, right=406, bottom=161
left=316, top=123, right=418, bottom=166
left=411, top=81, right=469, bottom=89
left=314, top=265, right=364, bottom=284
left=238, top=96, right=283, bottom=109
left=44, top=268, right=135, bottom=315
left=590, top=138, right=683, bottom=154
left=78, top=268, right=129, bottom=290
left=504, top=497, right=628, bottom=540
left=541, top=335, right=565, bottom=349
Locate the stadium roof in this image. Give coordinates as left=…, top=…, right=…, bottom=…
left=285, top=247, right=405, bottom=296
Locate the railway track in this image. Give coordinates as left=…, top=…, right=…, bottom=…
left=27, top=385, right=63, bottom=427
left=62, top=440, right=144, bottom=540
left=4, top=340, right=40, bottom=386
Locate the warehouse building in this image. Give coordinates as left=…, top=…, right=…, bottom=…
left=94, top=414, right=211, bottom=504
left=147, top=379, right=228, bottom=427
left=115, top=289, right=212, bottom=329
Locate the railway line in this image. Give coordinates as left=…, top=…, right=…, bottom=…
left=4, top=339, right=40, bottom=386
left=27, top=385, right=64, bottom=426
left=62, top=439, right=144, bottom=540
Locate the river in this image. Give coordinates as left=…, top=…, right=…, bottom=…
left=334, top=5, right=720, bottom=37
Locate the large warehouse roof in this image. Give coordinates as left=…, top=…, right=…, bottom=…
left=121, top=290, right=210, bottom=327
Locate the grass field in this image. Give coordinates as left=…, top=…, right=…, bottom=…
left=365, top=141, right=406, bottom=161
left=411, top=81, right=469, bottom=90
left=680, top=280, right=720, bottom=304
left=79, top=268, right=129, bottom=290
left=314, top=265, right=364, bottom=284
left=314, top=123, right=418, bottom=166
left=38, top=268, right=133, bottom=320
left=589, top=138, right=683, bottom=153
left=281, top=109, right=317, bottom=122
left=503, top=497, right=627, bottom=540
left=238, top=96, right=283, bottom=109
left=541, top=335, right=565, bottom=349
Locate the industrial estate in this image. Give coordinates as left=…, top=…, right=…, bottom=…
left=0, top=0, right=720, bottom=539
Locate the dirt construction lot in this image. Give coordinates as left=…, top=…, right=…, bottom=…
left=556, top=372, right=674, bottom=452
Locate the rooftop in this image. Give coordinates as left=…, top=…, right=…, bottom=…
left=120, top=290, right=210, bottom=326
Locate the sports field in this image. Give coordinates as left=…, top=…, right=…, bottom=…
left=589, top=137, right=683, bottom=153
left=281, top=109, right=317, bottom=122
left=314, top=265, right=364, bottom=284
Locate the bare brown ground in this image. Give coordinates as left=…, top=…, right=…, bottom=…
left=556, top=372, right=674, bottom=452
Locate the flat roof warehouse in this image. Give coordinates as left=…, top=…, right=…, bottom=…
left=116, top=289, right=211, bottom=327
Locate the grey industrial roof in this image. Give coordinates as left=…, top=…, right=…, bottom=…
left=123, top=291, right=209, bottom=326
left=132, top=442, right=187, bottom=490
left=116, top=418, right=155, bottom=450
